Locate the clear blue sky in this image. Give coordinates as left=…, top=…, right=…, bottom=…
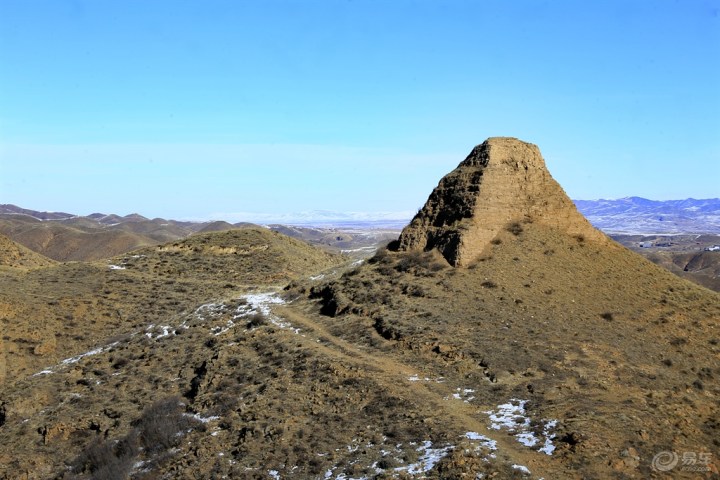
left=1, top=0, right=718, bottom=220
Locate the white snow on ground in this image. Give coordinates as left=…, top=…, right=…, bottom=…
left=61, top=346, right=107, bottom=365
left=484, top=399, right=557, bottom=455
left=464, top=432, right=498, bottom=452
left=108, top=264, right=126, bottom=270
left=486, top=399, right=529, bottom=430
left=194, top=292, right=297, bottom=337
left=33, top=342, right=119, bottom=376
left=512, top=464, right=531, bottom=474
left=241, top=292, right=296, bottom=332
left=268, top=470, right=281, bottom=479
left=310, top=274, right=326, bottom=281
left=408, top=375, right=445, bottom=383
left=539, top=420, right=558, bottom=455
left=340, top=246, right=378, bottom=254
left=145, top=325, right=172, bottom=339
left=395, top=441, right=453, bottom=475
left=186, top=413, right=220, bottom=424
left=195, top=302, right=227, bottom=320
left=447, top=387, right=475, bottom=402
left=321, top=432, right=506, bottom=480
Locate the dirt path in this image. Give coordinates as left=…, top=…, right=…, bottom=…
left=274, top=304, right=559, bottom=478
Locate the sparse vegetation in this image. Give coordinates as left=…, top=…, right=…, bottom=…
left=2, top=162, right=720, bottom=480
left=70, top=396, right=201, bottom=479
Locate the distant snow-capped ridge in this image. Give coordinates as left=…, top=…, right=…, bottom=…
left=574, top=197, right=720, bottom=234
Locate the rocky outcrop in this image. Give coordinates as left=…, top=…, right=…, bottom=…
left=398, top=137, right=606, bottom=266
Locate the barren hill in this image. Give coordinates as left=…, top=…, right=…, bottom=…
left=0, top=140, right=718, bottom=479
left=0, top=214, right=171, bottom=261
left=0, top=228, right=343, bottom=390
left=308, top=139, right=720, bottom=477
left=0, top=234, right=55, bottom=269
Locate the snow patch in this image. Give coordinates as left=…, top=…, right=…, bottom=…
left=447, top=387, right=475, bottom=402
left=32, top=342, right=119, bottom=376
left=186, top=413, right=220, bottom=424
left=484, top=399, right=557, bottom=455
left=145, top=325, right=173, bottom=340
left=395, top=441, right=453, bottom=475
left=464, top=432, right=498, bottom=452
left=408, top=374, right=444, bottom=383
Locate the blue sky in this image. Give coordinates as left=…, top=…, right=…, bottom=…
left=0, top=0, right=718, bottom=220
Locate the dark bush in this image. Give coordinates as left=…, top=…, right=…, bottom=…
left=246, top=313, right=267, bottom=329
left=71, top=438, right=135, bottom=479
left=600, top=312, right=613, bottom=321
left=506, top=222, right=524, bottom=236
left=135, top=396, right=199, bottom=454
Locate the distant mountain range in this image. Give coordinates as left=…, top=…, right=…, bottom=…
left=0, top=204, right=398, bottom=261
left=226, top=197, right=720, bottom=233
left=574, top=197, right=720, bottom=234
left=1, top=196, right=719, bottom=246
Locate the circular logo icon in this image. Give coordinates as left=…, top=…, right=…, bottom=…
left=652, top=451, right=679, bottom=472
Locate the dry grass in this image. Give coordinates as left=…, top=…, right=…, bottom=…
left=1, top=224, right=718, bottom=479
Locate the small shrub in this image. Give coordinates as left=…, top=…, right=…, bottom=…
left=246, top=313, right=267, bottom=329
left=111, top=357, right=129, bottom=370
left=395, top=251, right=425, bottom=273
left=368, top=245, right=392, bottom=264
left=405, top=285, right=427, bottom=297
left=490, top=238, right=503, bottom=245
left=506, top=222, right=524, bottom=236
left=71, top=438, right=135, bottom=479
left=669, top=337, right=688, bottom=347
left=481, top=280, right=498, bottom=289
left=600, top=312, right=614, bottom=321
left=135, top=396, right=199, bottom=455
left=428, top=261, right=447, bottom=272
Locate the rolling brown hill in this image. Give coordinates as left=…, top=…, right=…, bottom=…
left=0, top=214, right=173, bottom=261
left=0, top=227, right=343, bottom=389
left=0, top=139, right=718, bottom=479
left=0, top=234, right=56, bottom=269
left=646, top=250, right=720, bottom=293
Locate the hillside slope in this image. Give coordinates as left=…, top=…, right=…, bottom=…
left=0, top=234, right=56, bottom=269
left=0, top=140, right=717, bottom=479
